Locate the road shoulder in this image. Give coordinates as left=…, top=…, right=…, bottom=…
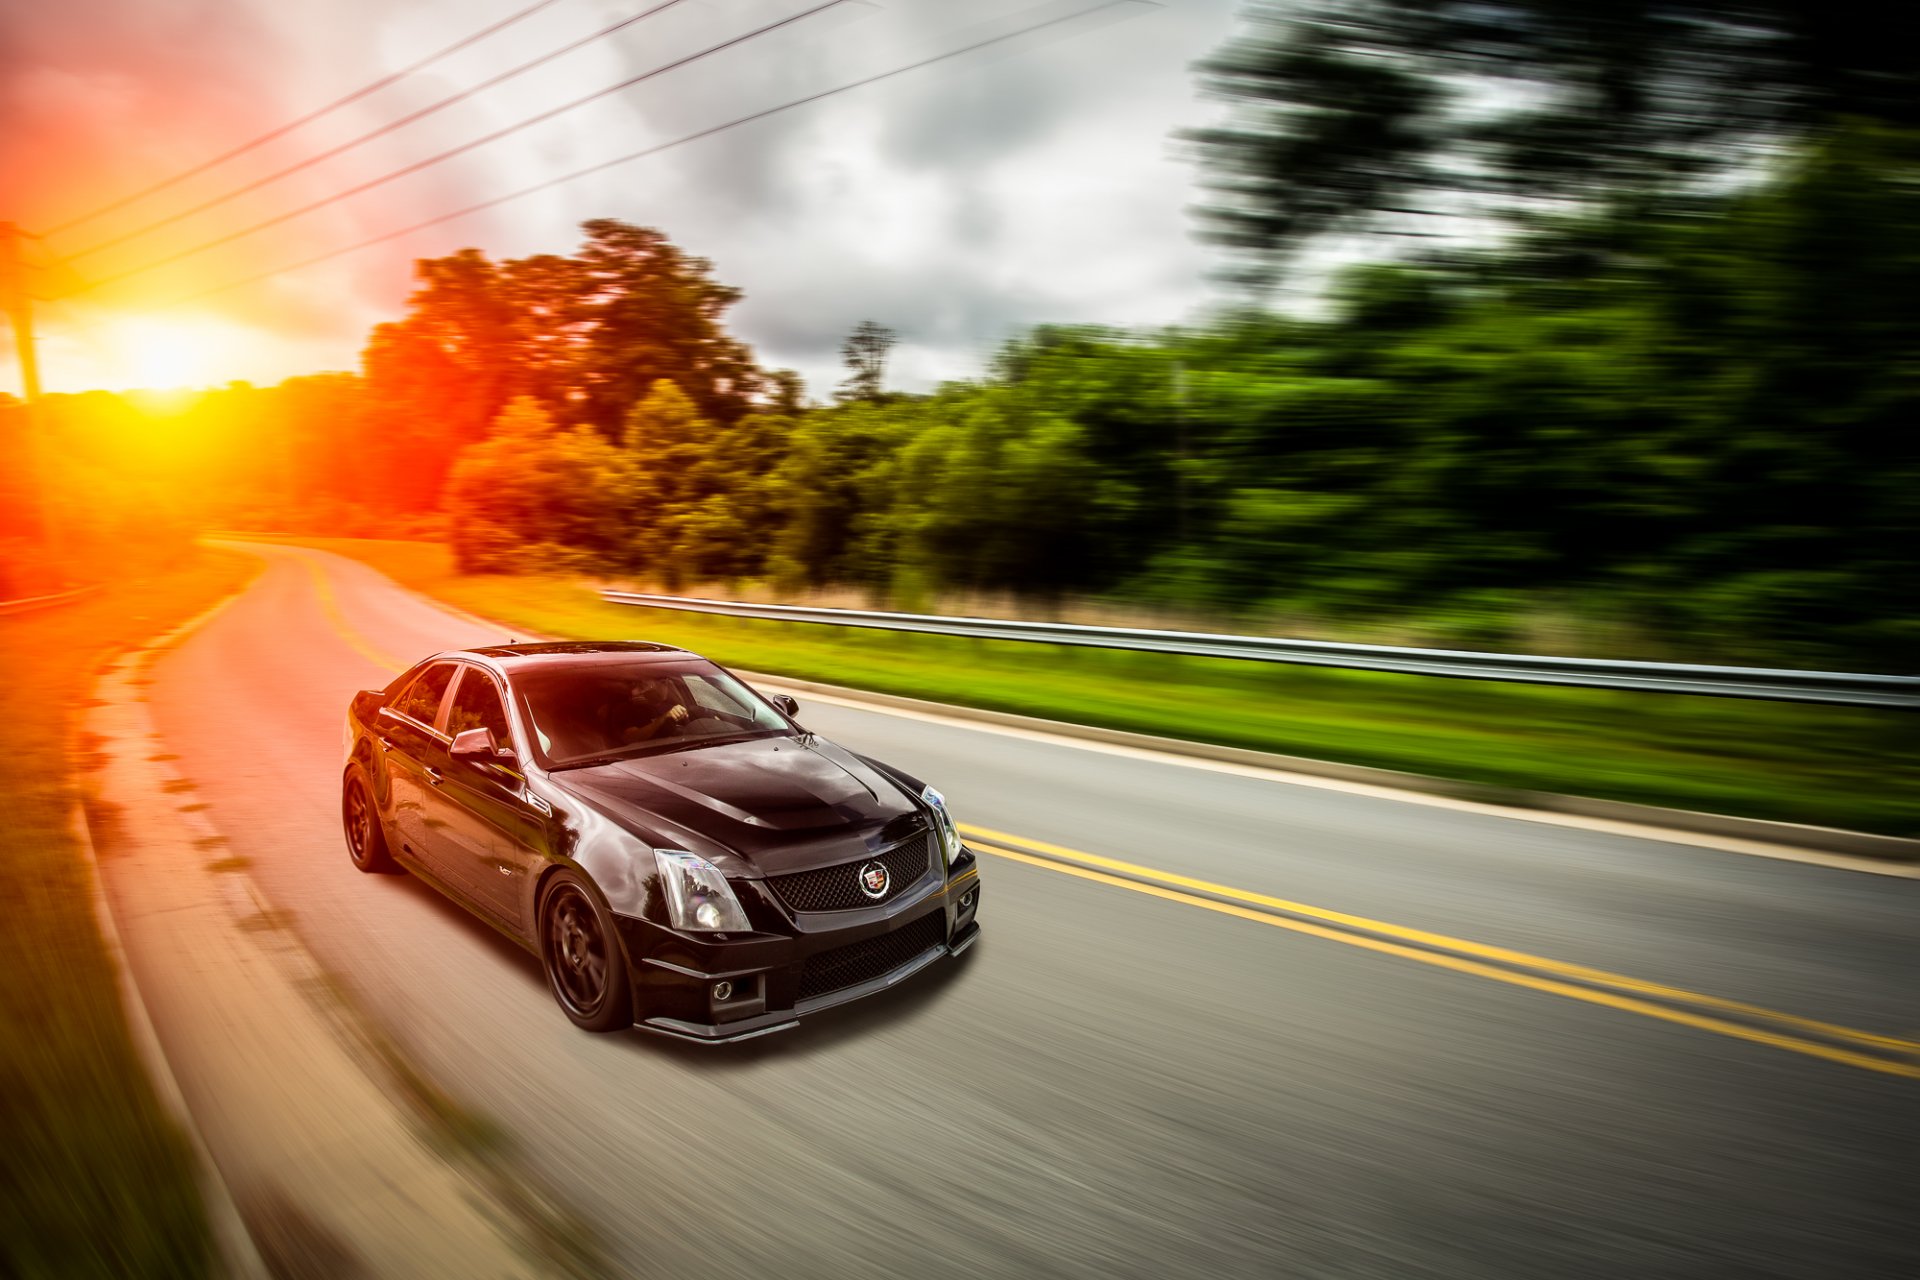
left=82, top=603, right=577, bottom=1278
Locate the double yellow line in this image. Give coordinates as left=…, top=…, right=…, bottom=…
left=962, top=824, right=1920, bottom=1079
left=287, top=544, right=1916, bottom=1079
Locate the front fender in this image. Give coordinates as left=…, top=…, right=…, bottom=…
left=563, top=801, right=664, bottom=923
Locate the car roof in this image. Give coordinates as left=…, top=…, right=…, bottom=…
left=461, top=641, right=694, bottom=667
left=394, top=642, right=706, bottom=689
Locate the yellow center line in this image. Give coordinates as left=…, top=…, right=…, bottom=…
left=303, top=554, right=407, bottom=674
left=962, top=825, right=1920, bottom=1076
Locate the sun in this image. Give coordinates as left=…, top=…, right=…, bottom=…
left=104, top=314, right=228, bottom=390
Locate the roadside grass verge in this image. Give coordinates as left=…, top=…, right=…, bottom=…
left=0, top=548, right=253, bottom=1279
left=265, top=537, right=1915, bottom=838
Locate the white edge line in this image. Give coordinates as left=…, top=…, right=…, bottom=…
left=751, top=682, right=1920, bottom=880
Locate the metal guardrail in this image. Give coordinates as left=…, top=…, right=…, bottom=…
left=601, top=591, right=1920, bottom=708
left=0, top=583, right=101, bottom=618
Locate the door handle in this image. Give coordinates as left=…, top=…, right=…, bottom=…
left=376, top=736, right=392, bottom=751
left=425, top=767, right=444, bottom=786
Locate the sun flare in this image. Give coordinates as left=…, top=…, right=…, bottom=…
left=102, top=314, right=231, bottom=390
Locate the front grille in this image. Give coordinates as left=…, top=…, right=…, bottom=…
left=796, top=911, right=948, bottom=1003
left=767, top=833, right=930, bottom=913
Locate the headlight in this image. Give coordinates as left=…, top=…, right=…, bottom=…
left=923, top=786, right=962, bottom=868
left=654, top=849, right=751, bottom=933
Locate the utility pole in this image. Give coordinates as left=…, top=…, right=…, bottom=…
left=1, top=221, right=49, bottom=546
left=1, top=224, right=44, bottom=402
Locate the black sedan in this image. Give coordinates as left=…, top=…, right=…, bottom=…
left=340, top=642, right=980, bottom=1042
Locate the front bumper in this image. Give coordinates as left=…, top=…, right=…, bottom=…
left=613, top=851, right=982, bottom=1044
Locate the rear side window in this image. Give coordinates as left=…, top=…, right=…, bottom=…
left=446, top=669, right=512, bottom=747
left=389, top=662, right=456, bottom=729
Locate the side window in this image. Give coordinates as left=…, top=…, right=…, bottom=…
left=389, top=662, right=456, bottom=729
left=446, top=670, right=512, bottom=746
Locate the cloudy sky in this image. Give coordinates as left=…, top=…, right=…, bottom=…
left=1, top=0, right=1248, bottom=398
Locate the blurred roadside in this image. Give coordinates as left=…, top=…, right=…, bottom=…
left=250, top=535, right=1919, bottom=840
left=0, top=548, right=247, bottom=1278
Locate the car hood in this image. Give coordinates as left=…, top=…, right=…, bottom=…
left=552, top=734, right=925, bottom=875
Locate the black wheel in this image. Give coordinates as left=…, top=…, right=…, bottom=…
left=540, top=872, right=633, bottom=1032
left=342, top=770, right=399, bottom=874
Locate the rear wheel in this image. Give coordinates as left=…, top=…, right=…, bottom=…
left=342, top=771, right=399, bottom=874
left=541, top=872, right=633, bottom=1032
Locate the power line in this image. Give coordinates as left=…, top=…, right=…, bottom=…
left=24, top=238, right=98, bottom=304
left=62, top=0, right=852, bottom=299
left=40, top=0, right=570, bottom=238
left=169, top=0, right=1139, bottom=308
left=64, top=0, right=696, bottom=265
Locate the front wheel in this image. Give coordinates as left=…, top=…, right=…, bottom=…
left=541, top=872, right=633, bottom=1032
left=342, top=770, right=399, bottom=874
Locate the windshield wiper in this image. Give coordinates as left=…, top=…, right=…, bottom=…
left=547, top=749, right=639, bottom=772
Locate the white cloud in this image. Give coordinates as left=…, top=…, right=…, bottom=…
left=3, top=0, right=1243, bottom=396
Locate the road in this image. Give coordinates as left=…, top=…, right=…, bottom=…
left=146, top=542, right=1919, bottom=1278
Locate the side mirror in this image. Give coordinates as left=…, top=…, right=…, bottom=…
left=451, top=727, right=515, bottom=764
left=770, top=693, right=799, bottom=718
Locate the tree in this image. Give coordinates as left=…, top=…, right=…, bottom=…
left=837, top=320, right=896, bottom=403
left=442, top=397, right=632, bottom=572
left=352, top=249, right=544, bottom=512
left=356, top=318, right=495, bottom=512
left=1184, top=1, right=1920, bottom=289
left=766, top=369, right=808, bottom=416
left=769, top=400, right=914, bottom=589
left=568, top=220, right=762, bottom=429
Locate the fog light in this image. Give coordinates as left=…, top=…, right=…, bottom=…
left=713, top=981, right=733, bottom=1002
left=960, top=889, right=976, bottom=909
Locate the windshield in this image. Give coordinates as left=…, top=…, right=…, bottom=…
left=513, top=660, right=792, bottom=768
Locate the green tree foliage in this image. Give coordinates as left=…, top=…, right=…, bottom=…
left=1185, top=1, right=1920, bottom=286
left=443, top=380, right=796, bottom=587
left=443, top=397, right=629, bottom=573
left=768, top=400, right=915, bottom=591
left=570, top=220, right=762, bottom=429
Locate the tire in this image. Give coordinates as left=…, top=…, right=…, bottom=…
left=540, top=871, right=634, bottom=1032
left=342, top=769, right=400, bottom=874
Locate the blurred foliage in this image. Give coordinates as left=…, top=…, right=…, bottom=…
left=0, top=388, right=204, bottom=596
left=1184, top=0, right=1920, bottom=287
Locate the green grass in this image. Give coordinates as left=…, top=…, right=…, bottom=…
left=274, top=536, right=1917, bottom=839
left=0, top=548, right=253, bottom=1279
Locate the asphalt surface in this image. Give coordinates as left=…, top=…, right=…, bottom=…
left=147, top=543, right=1920, bottom=1279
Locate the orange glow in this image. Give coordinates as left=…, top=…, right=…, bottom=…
left=98, top=314, right=235, bottom=390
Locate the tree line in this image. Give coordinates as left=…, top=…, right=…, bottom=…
left=5, top=1, right=1912, bottom=667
